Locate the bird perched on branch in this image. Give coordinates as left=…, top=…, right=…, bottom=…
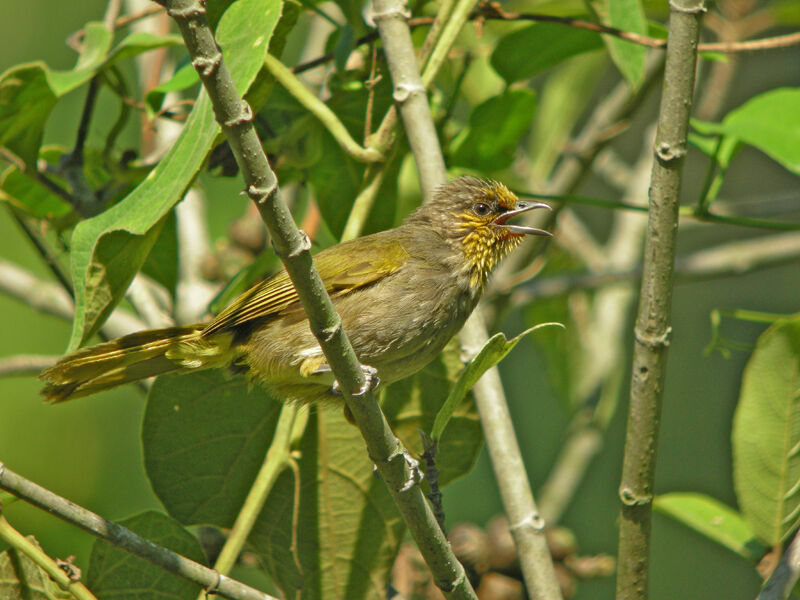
left=41, top=177, right=550, bottom=405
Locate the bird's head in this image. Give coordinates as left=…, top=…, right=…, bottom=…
left=406, top=176, right=551, bottom=289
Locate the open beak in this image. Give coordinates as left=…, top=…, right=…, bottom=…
left=492, top=201, right=552, bottom=236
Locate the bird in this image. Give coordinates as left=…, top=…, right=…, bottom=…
left=40, top=176, right=550, bottom=406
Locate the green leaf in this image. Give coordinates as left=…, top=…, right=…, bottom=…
left=383, top=342, right=484, bottom=486
left=654, top=492, right=767, bottom=563
left=261, top=68, right=394, bottom=237
left=605, top=0, right=647, bottom=90
left=450, top=89, right=537, bottom=172
left=733, top=316, right=800, bottom=545
left=0, top=162, right=72, bottom=220
left=431, top=324, right=563, bottom=442
left=0, top=26, right=182, bottom=171
left=249, top=409, right=405, bottom=600
left=106, top=31, right=184, bottom=64
left=0, top=538, right=71, bottom=600
left=67, top=0, right=282, bottom=350
left=692, top=89, right=800, bottom=174
left=0, top=22, right=112, bottom=169
left=141, top=209, right=179, bottom=295
left=143, top=370, right=282, bottom=526
left=491, top=23, right=604, bottom=84
left=86, top=511, right=206, bottom=600
left=721, top=88, right=800, bottom=174
left=145, top=62, right=199, bottom=118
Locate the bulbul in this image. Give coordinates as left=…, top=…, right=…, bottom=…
left=41, top=177, right=550, bottom=405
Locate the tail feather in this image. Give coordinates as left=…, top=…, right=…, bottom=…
left=40, top=324, right=229, bottom=403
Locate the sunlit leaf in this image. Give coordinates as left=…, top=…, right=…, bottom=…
left=450, top=89, right=537, bottom=172
left=491, top=23, right=603, bottom=84
left=605, top=0, right=647, bottom=90
left=655, top=492, right=767, bottom=563
left=733, top=315, right=800, bottom=545
left=0, top=537, right=70, bottom=599
left=431, top=323, right=563, bottom=442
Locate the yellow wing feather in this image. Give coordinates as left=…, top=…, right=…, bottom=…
left=202, top=233, right=410, bottom=337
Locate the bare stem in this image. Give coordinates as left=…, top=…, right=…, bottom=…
left=616, top=2, right=705, bottom=599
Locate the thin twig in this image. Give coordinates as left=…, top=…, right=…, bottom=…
left=0, top=463, right=277, bottom=600
left=616, top=2, right=705, bottom=598
left=290, top=10, right=800, bottom=75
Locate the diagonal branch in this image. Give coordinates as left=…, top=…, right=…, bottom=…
left=157, top=0, right=476, bottom=597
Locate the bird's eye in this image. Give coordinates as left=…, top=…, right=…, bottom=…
left=472, top=202, right=491, bottom=217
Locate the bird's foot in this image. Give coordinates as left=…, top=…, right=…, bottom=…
left=330, top=364, right=380, bottom=397
left=397, top=449, right=423, bottom=493
left=371, top=448, right=423, bottom=492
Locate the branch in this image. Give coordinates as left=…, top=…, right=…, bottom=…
left=616, top=2, right=705, bottom=599
left=159, top=1, right=476, bottom=597
left=0, top=463, right=277, bottom=600
left=372, top=0, right=563, bottom=597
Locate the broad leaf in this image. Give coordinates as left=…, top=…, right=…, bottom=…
left=733, top=316, right=800, bottom=545
left=86, top=511, right=206, bottom=600
left=431, top=323, right=563, bottom=442
left=491, top=23, right=603, bottom=84
left=249, top=409, right=404, bottom=600
left=654, top=492, right=767, bottom=563
left=450, top=89, right=537, bottom=172
left=141, top=209, right=179, bottom=295
left=605, top=0, right=647, bottom=90
left=692, top=89, right=800, bottom=174
left=143, top=370, right=282, bottom=526
left=67, top=0, right=282, bottom=350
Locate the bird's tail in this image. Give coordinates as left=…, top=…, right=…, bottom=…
left=40, top=324, right=233, bottom=403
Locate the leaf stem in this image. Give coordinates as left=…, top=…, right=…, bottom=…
left=0, top=511, right=99, bottom=600
left=263, top=53, right=384, bottom=163
left=203, top=404, right=299, bottom=586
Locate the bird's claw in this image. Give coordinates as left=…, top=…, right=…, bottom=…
left=330, top=364, right=380, bottom=397
left=398, top=449, right=423, bottom=492
left=371, top=448, right=423, bottom=492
